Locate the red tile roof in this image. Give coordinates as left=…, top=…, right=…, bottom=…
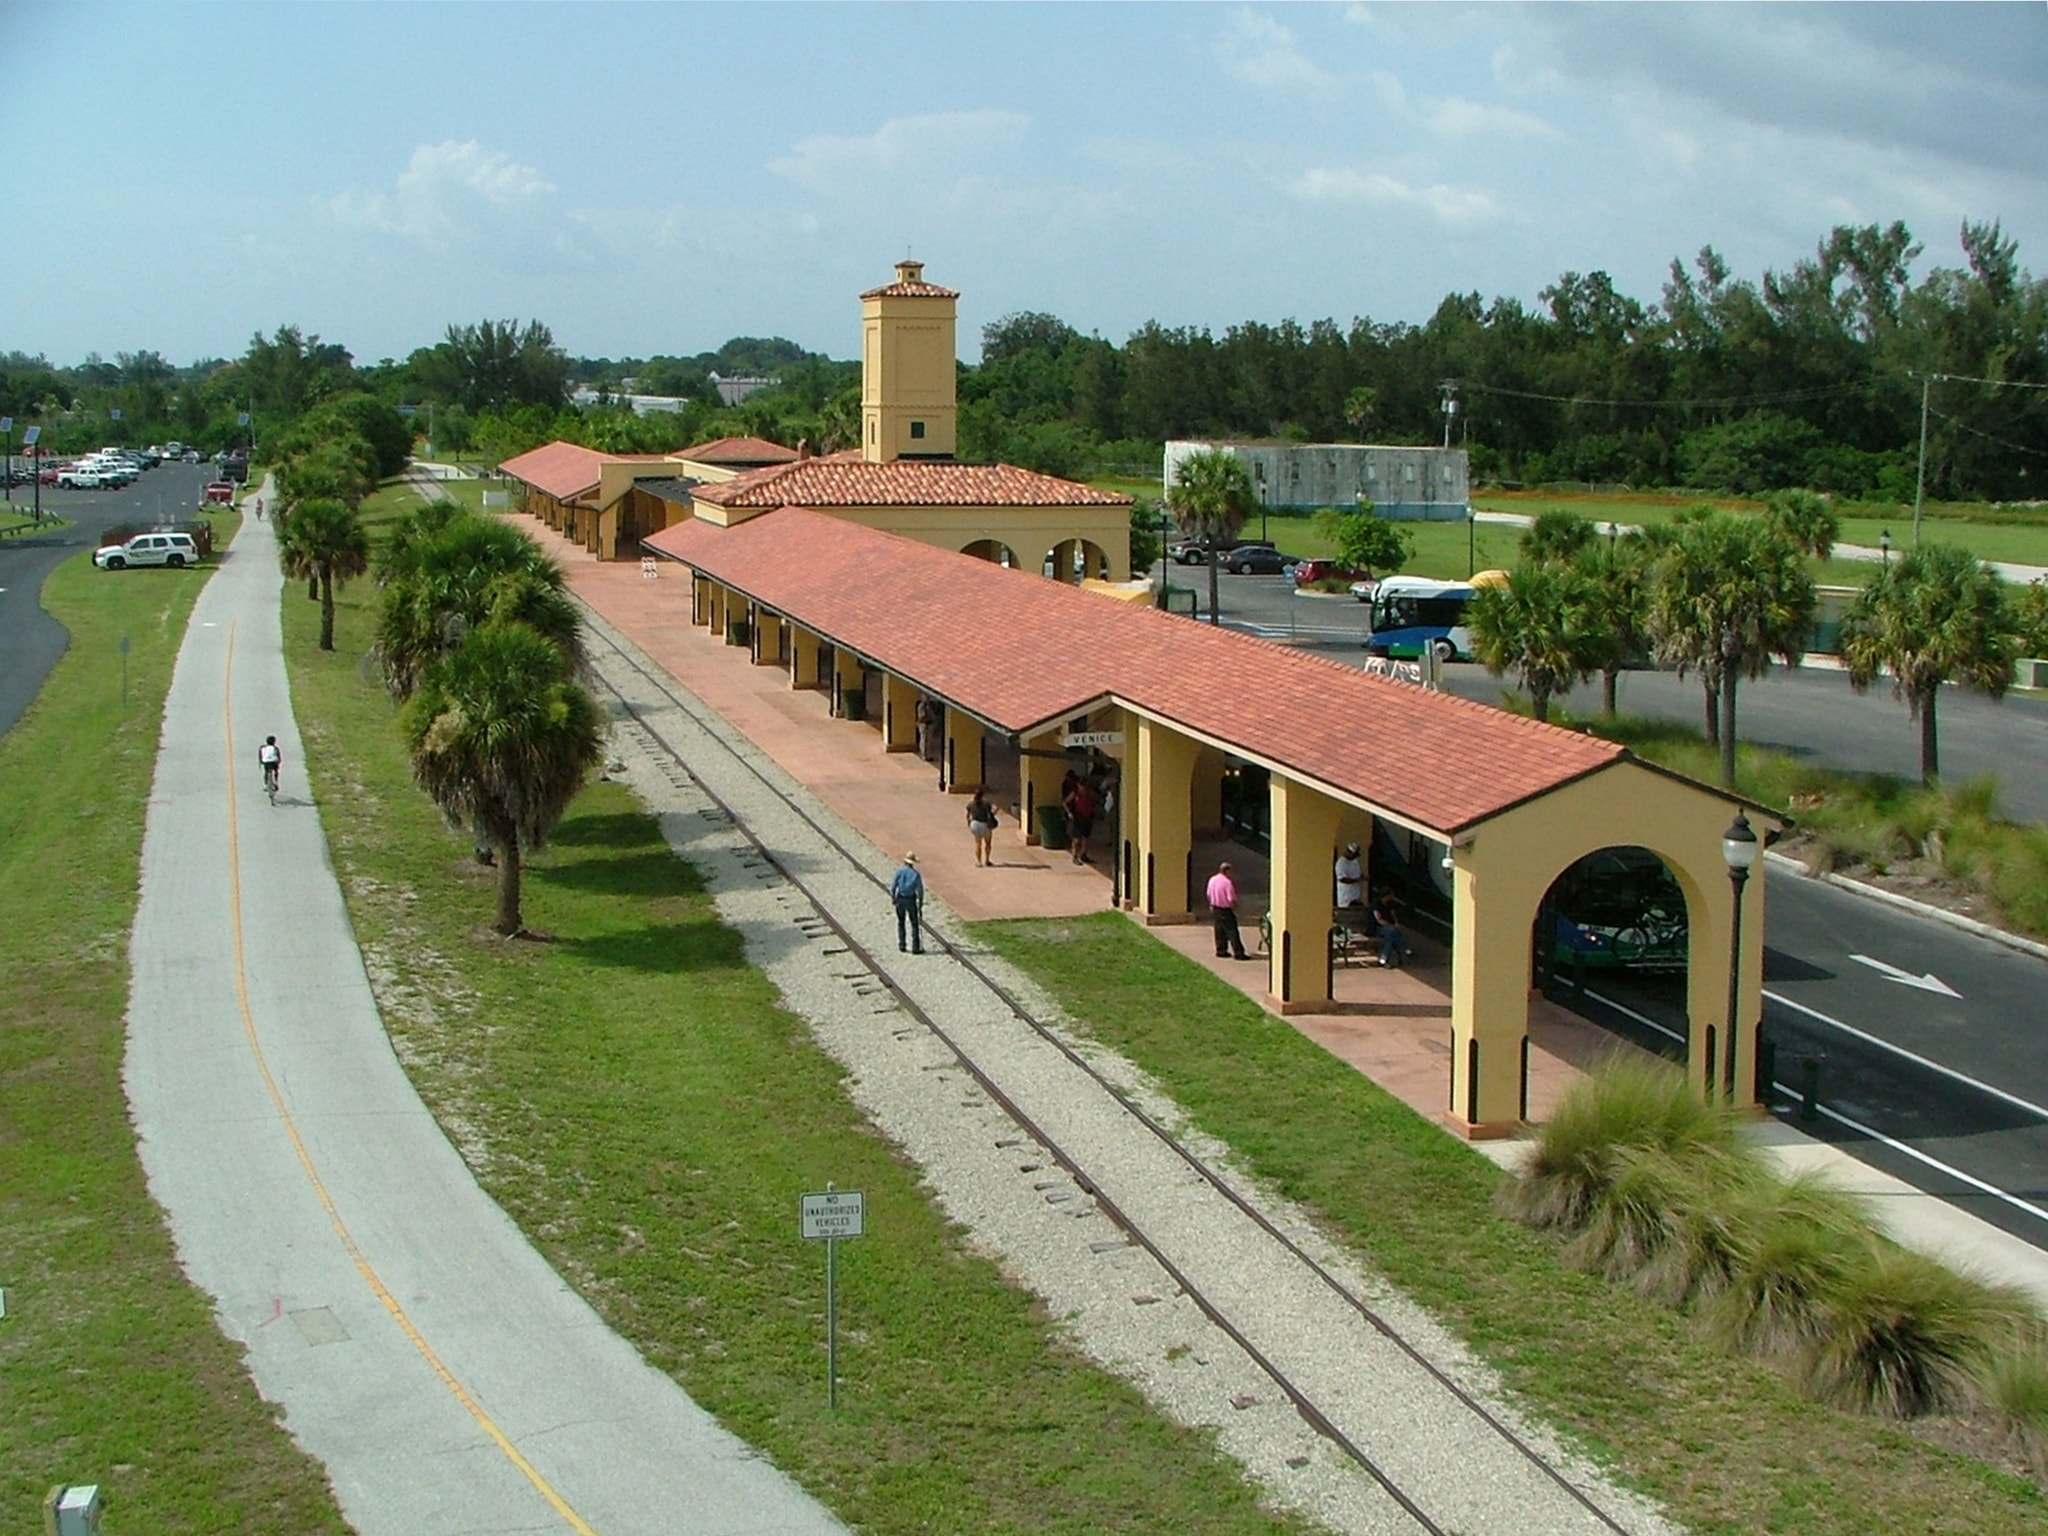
left=678, top=436, right=800, bottom=467
left=860, top=279, right=960, bottom=299
left=643, top=510, right=1626, bottom=834
left=499, top=443, right=671, bottom=501
left=500, top=441, right=607, bottom=501
left=690, top=457, right=1130, bottom=510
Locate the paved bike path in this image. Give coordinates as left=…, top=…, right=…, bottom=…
left=123, top=508, right=842, bottom=1535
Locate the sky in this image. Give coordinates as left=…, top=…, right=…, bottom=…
left=6, top=2, right=2045, bottom=371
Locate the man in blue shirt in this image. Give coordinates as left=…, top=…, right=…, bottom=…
left=890, top=851, right=925, bottom=954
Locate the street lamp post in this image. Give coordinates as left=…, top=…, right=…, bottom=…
left=2, top=416, right=12, bottom=504
left=23, top=425, right=41, bottom=524
left=1721, top=812, right=1760, bottom=1101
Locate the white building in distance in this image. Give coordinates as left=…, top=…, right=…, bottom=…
left=1164, top=440, right=1470, bottom=521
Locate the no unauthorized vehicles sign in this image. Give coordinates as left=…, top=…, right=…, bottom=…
left=800, top=1189, right=865, bottom=1240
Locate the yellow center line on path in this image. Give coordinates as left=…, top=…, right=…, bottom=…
left=220, top=620, right=599, bottom=1536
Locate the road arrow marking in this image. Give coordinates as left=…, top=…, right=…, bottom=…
left=1849, top=954, right=1961, bottom=997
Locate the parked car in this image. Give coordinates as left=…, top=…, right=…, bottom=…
left=1222, top=545, right=1295, bottom=575
left=57, top=467, right=107, bottom=489
left=1290, top=559, right=1373, bottom=587
left=93, top=531, right=201, bottom=570
left=39, top=462, right=63, bottom=485
left=1348, top=578, right=1379, bottom=603
left=203, top=481, right=236, bottom=505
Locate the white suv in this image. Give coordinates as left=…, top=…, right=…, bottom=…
left=94, top=532, right=201, bottom=570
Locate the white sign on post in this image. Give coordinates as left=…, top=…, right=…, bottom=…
left=801, top=1189, right=865, bottom=1240
left=1062, top=730, right=1124, bottom=750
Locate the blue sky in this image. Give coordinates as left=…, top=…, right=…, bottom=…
left=7, top=2, right=2044, bottom=369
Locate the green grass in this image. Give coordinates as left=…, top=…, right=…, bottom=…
left=0, top=520, right=352, bottom=1532
left=277, top=511, right=1318, bottom=1536
left=972, top=913, right=2048, bottom=1534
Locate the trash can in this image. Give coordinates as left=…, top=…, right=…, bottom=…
left=1036, top=803, right=1068, bottom=850
left=839, top=687, right=866, bottom=722
left=726, top=618, right=752, bottom=647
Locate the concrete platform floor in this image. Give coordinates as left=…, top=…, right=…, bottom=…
left=534, top=522, right=1641, bottom=1134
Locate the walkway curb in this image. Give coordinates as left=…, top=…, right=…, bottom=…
left=1766, top=848, right=2048, bottom=963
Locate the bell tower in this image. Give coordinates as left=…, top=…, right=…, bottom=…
left=860, top=259, right=958, bottom=463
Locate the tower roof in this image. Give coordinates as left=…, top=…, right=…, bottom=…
left=861, top=259, right=959, bottom=300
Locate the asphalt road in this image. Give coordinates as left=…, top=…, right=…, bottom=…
left=0, top=461, right=219, bottom=737
left=1194, top=570, right=2048, bottom=824
left=125, top=511, right=844, bottom=1536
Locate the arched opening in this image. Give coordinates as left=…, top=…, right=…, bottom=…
left=961, top=537, right=1017, bottom=568
left=1536, top=844, right=1698, bottom=1068
left=1041, top=538, right=1110, bottom=583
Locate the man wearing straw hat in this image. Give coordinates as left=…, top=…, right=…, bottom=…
left=890, top=851, right=926, bottom=954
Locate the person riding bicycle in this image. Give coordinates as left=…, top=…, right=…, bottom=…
left=258, top=735, right=282, bottom=794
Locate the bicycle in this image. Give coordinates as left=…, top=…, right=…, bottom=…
left=263, top=761, right=280, bottom=804
left=259, top=735, right=282, bottom=805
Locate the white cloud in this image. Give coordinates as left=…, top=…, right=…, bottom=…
left=768, top=111, right=1031, bottom=197
left=1285, top=166, right=1500, bottom=226
left=1368, top=69, right=1562, bottom=144
left=328, top=141, right=560, bottom=254
left=1216, top=9, right=1336, bottom=95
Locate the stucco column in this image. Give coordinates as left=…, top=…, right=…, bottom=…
left=789, top=627, right=824, bottom=691
left=1134, top=720, right=1198, bottom=921
left=1268, top=776, right=1341, bottom=1011
left=755, top=612, right=785, bottom=665
left=943, top=711, right=986, bottom=793
left=707, top=584, right=727, bottom=638
left=1447, top=854, right=1529, bottom=1135
left=691, top=575, right=709, bottom=628
left=1022, top=734, right=1065, bottom=845
left=881, top=674, right=918, bottom=751
left=832, top=648, right=865, bottom=719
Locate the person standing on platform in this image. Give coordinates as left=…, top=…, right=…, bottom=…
left=915, top=697, right=939, bottom=762
left=1063, top=774, right=1097, bottom=864
left=890, top=851, right=926, bottom=953
left=1335, top=842, right=1365, bottom=908
left=965, top=788, right=997, bottom=867
left=1206, top=860, right=1250, bottom=960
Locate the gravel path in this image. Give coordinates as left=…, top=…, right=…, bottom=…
left=584, top=607, right=1683, bottom=1536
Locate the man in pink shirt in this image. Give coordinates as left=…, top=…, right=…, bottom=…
left=1205, top=860, right=1250, bottom=960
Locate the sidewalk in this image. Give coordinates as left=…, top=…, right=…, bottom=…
left=124, top=496, right=844, bottom=1536
left=536, top=517, right=2048, bottom=1315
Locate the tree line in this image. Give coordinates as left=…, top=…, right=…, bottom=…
left=5, top=216, right=2039, bottom=503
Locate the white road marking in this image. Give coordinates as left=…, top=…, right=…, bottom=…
left=1766, top=989, right=2048, bottom=1123
left=1850, top=953, right=1961, bottom=996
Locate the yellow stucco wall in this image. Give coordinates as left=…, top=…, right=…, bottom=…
left=1451, top=760, right=1768, bottom=1130
left=863, top=286, right=958, bottom=462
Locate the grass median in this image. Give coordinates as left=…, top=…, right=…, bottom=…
left=0, top=522, right=352, bottom=1533
left=279, top=522, right=1315, bottom=1535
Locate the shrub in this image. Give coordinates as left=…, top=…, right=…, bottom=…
left=1978, top=1344, right=2048, bottom=1472
left=1799, top=1246, right=2035, bottom=1418
left=1500, top=1058, right=1739, bottom=1232
left=1702, top=1169, right=1874, bottom=1358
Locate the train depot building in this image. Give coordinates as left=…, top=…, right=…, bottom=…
left=504, top=262, right=1779, bottom=1138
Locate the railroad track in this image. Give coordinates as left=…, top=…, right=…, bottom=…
left=576, top=603, right=1665, bottom=1536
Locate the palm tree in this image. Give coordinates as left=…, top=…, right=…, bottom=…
left=1520, top=509, right=1597, bottom=564
left=1166, top=447, right=1259, bottom=625
left=1648, top=513, right=1815, bottom=788
left=401, top=623, right=604, bottom=936
left=1468, top=561, right=1605, bottom=723
left=1840, top=543, right=2017, bottom=785
left=1578, top=533, right=1652, bottom=716
left=1762, top=488, right=1839, bottom=562
left=376, top=511, right=583, bottom=699
left=277, top=497, right=370, bottom=651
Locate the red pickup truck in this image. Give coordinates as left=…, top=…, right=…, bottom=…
left=203, top=482, right=236, bottom=506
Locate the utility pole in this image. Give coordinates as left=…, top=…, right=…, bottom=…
left=1911, top=372, right=1931, bottom=549
left=1439, top=380, right=1460, bottom=450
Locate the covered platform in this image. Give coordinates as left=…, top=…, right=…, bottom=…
left=511, top=500, right=1783, bottom=1138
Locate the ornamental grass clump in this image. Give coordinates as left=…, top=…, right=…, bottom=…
left=1500, top=1057, right=1741, bottom=1233
left=1702, top=1169, right=1874, bottom=1359
left=1797, top=1246, right=2036, bottom=1419
left=1565, top=1144, right=1750, bottom=1309
left=1977, top=1343, right=2048, bottom=1472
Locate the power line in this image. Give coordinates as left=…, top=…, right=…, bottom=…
left=1929, top=405, right=2048, bottom=460
left=1912, top=369, right=2048, bottom=393
left=1459, top=378, right=1883, bottom=412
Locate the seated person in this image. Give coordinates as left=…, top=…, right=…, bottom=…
left=1371, top=891, right=1412, bottom=968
